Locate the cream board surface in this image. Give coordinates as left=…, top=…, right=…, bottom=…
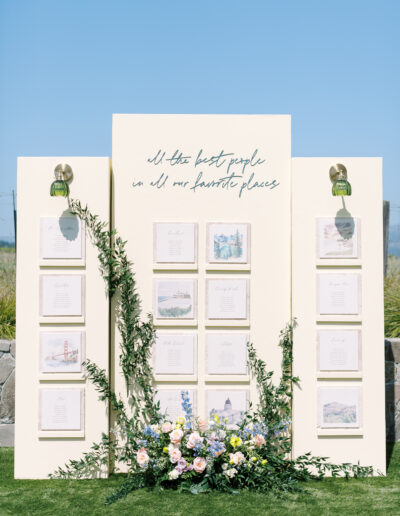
left=112, top=114, right=291, bottom=424
left=15, top=157, right=110, bottom=478
left=292, top=158, right=385, bottom=473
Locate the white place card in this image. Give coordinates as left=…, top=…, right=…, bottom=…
left=318, top=330, right=360, bottom=371
left=39, top=388, right=84, bottom=431
left=155, top=389, right=196, bottom=422
left=318, top=387, right=361, bottom=428
left=154, top=279, right=196, bottom=319
left=207, top=223, right=250, bottom=264
left=40, top=275, right=84, bottom=316
left=154, top=223, right=197, bottom=263
left=154, top=333, right=196, bottom=375
left=40, top=332, right=84, bottom=374
left=206, top=333, right=248, bottom=375
left=206, top=390, right=248, bottom=426
left=40, top=217, right=85, bottom=259
left=317, top=274, right=360, bottom=315
left=207, top=279, right=249, bottom=319
left=317, top=217, right=359, bottom=259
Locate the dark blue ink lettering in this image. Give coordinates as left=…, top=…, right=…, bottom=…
left=194, top=149, right=233, bottom=169
left=166, top=150, right=191, bottom=166
left=150, top=173, right=169, bottom=189
left=173, top=180, right=189, bottom=188
left=190, top=171, right=240, bottom=193
left=239, top=172, right=280, bottom=198
left=147, top=150, right=165, bottom=165
left=132, top=180, right=144, bottom=187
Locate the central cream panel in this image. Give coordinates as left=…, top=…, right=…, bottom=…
left=112, top=114, right=291, bottom=426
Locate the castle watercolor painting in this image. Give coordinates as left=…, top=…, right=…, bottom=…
left=208, top=223, right=249, bottom=263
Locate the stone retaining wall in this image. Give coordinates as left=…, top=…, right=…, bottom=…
left=385, top=338, right=400, bottom=442
left=0, top=340, right=15, bottom=423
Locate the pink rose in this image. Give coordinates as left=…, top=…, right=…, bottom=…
left=170, top=428, right=184, bottom=444
left=162, top=422, right=173, bottom=433
left=169, top=447, right=182, bottom=464
left=186, top=432, right=203, bottom=450
left=254, top=434, right=266, bottom=447
left=136, top=448, right=150, bottom=468
left=193, top=456, right=207, bottom=473
left=198, top=419, right=209, bottom=432
left=229, top=452, right=245, bottom=465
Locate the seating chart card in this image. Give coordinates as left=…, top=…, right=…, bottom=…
left=206, top=279, right=249, bottom=319
left=155, top=389, right=196, bottom=422
left=318, top=330, right=360, bottom=371
left=317, top=274, right=360, bottom=315
left=154, top=223, right=197, bottom=263
left=153, top=333, right=196, bottom=375
left=206, top=390, right=248, bottom=426
left=40, top=275, right=84, bottom=316
left=317, top=217, right=359, bottom=259
left=207, top=223, right=250, bottom=264
left=40, top=217, right=84, bottom=259
left=154, top=279, right=196, bottom=319
left=206, top=333, right=248, bottom=374
left=39, top=388, right=84, bottom=431
left=318, top=387, right=362, bottom=428
left=40, top=332, right=84, bottom=374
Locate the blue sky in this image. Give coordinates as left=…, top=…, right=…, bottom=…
left=0, top=0, right=399, bottom=240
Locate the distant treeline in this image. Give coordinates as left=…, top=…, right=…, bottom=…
left=0, top=240, right=15, bottom=248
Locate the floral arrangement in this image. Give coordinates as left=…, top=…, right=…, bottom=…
left=131, top=390, right=290, bottom=493
left=51, top=200, right=374, bottom=504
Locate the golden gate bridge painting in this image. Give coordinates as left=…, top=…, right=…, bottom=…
left=40, top=333, right=82, bottom=373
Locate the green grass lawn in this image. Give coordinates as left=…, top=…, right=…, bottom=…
left=1, top=444, right=400, bottom=516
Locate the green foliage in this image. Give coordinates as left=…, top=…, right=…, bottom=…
left=384, top=255, right=400, bottom=338
left=0, top=248, right=16, bottom=339
left=52, top=200, right=374, bottom=504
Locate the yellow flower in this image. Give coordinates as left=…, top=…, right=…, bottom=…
left=176, top=417, right=186, bottom=425
left=229, top=435, right=242, bottom=448
left=213, top=414, right=220, bottom=423
left=261, top=459, right=268, bottom=466
left=174, top=424, right=182, bottom=430
left=229, top=460, right=234, bottom=465
left=251, top=457, right=257, bottom=462
left=163, top=447, right=169, bottom=453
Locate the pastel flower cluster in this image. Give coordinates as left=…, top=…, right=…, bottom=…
left=132, top=391, right=279, bottom=489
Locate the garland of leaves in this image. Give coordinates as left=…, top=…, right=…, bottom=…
left=50, top=200, right=373, bottom=502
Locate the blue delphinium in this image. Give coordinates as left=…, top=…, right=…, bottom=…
left=180, top=390, right=193, bottom=424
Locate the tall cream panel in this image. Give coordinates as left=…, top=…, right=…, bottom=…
left=292, top=158, right=386, bottom=473
left=15, top=157, right=110, bottom=478
left=112, top=115, right=291, bottom=426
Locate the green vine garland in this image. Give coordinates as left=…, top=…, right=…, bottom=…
left=50, top=200, right=374, bottom=503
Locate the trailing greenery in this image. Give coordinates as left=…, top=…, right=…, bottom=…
left=0, top=247, right=16, bottom=339
left=384, top=255, right=400, bottom=338
left=51, top=200, right=374, bottom=504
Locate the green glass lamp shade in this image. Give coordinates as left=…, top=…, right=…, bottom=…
left=50, top=179, right=69, bottom=197
left=332, top=178, right=351, bottom=196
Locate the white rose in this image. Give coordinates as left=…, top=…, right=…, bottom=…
left=168, top=468, right=180, bottom=480
left=169, top=447, right=182, bottom=464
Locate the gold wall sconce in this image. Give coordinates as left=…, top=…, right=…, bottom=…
left=329, top=164, right=351, bottom=196
left=50, top=163, right=73, bottom=197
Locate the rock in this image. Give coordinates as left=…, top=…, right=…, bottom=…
left=385, top=339, right=400, bottom=363
left=0, top=341, right=10, bottom=353
left=0, top=369, right=15, bottom=423
left=10, top=340, right=15, bottom=358
left=0, top=355, right=15, bottom=384
left=386, top=361, right=396, bottom=384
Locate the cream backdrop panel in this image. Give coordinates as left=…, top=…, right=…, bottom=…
left=112, top=114, right=291, bottom=426
left=15, top=157, right=110, bottom=478
left=292, top=158, right=386, bottom=474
